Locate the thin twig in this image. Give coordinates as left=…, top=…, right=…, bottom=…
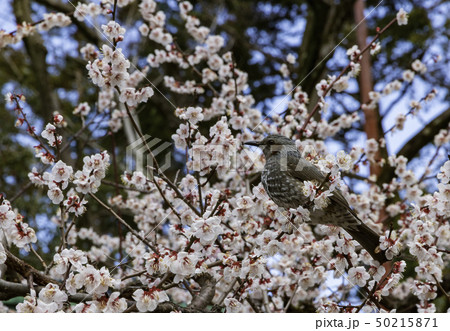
left=210, top=198, right=225, bottom=216
left=355, top=281, right=378, bottom=313
left=101, top=179, right=154, bottom=194
left=433, top=275, right=450, bottom=302
left=110, top=131, right=124, bottom=265
left=195, top=172, right=204, bottom=214
left=152, top=175, right=182, bottom=220
left=299, top=17, right=398, bottom=136
left=121, top=270, right=147, bottom=282
left=216, top=279, right=238, bottom=306
left=64, top=216, right=76, bottom=243
left=27, top=274, right=35, bottom=292
left=246, top=297, right=260, bottom=313
left=29, top=244, right=47, bottom=270
left=200, top=165, right=217, bottom=187
left=183, top=279, right=195, bottom=297
left=89, top=193, right=158, bottom=253
left=58, top=202, right=66, bottom=251
left=284, top=283, right=298, bottom=312
left=263, top=290, right=271, bottom=313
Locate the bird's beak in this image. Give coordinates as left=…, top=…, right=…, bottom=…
left=244, top=140, right=260, bottom=147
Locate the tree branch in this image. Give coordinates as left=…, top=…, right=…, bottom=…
left=378, top=107, right=450, bottom=184
left=4, top=250, right=57, bottom=286
left=189, top=274, right=216, bottom=311
left=0, top=279, right=90, bottom=302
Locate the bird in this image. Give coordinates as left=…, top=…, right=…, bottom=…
left=245, top=134, right=388, bottom=264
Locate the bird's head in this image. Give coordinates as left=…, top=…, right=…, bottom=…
left=245, top=134, right=297, bottom=158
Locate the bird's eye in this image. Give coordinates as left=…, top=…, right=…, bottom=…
left=267, top=139, right=275, bottom=145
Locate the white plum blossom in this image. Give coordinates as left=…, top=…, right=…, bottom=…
left=73, top=102, right=91, bottom=116
left=53, top=248, right=88, bottom=274
left=104, top=292, right=127, bottom=313
left=315, top=79, right=329, bottom=97
left=370, top=42, right=381, bottom=55
left=119, top=87, right=154, bottom=106
left=402, top=69, right=415, bottom=82
left=37, top=13, right=71, bottom=31
left=379, top=232, right=402, bottom=260
left=73, top=2, right=103, bottom=22
left=279, top=63, right=289, bottom=78
left=170, top=252, right=198, bottom=283
left=139, top=0, right=157, bottom=20
left=16, top=290, right=58, bottom=313
left=240, top=256, right=266, bottom=279
left=369, top=264, right=386, bottom=282
left=224, top=297, right=242, bottom=313
left=9, top=221, right=37, bottom=248
left=286, top=53, right=296, bottom=64
left=0, top=199, right=37, bottom=251
left=413, top=281, right=437, bottom=301
left=64, top=192, right=88, bottom=216
left=149, top=27, right=173, bottom=46
left=102, top=21, right=126, bottom=40
left=336, top=150, right=352, bottom=171
left=348, top=266, right=370, bottom=287
left=336, top=236, right=356, bottom=255
left=235, top=196, right=255, bottom=211
left=289, top=205, right=311, bottom=225
left=51, top=160, right=73, bottom=184
left=144, top=253, right=169, bottom=275
left=0, top=243, right=6, bottom=276
left=396, top=8, right=408, bottom=26
left=80, top=43, right=98, bottom=61
left=333, top=76, right=349, bottom=92
left=77, top=265, right=101, bottom=294
left=365, top=138, right=379, bottom=162
left=185, top=106, right=204, bottom=124
left=41, top=123, right=62, bottom=147
left=47, top=185, right=64, bottom=204
left=191, top=216, right=223, bottom=245
left=38, top=283, right=68, bottom=309
left=0, top=203, right=16, bottom=229
left=346, top=45, right=360, bottom=61
left=395, top=114, right=407, bottom=130
left=206, top=35, right=224, bottom=53
left=133, top=288, right=169, bottom=312
left=72, top=151, right=110, bottom=194
left=411, top=59, right=427, bottom=74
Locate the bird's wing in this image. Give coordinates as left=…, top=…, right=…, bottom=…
left=286, top=152, right=326, bottom=182
left=286, top=152, right=358, bottom=217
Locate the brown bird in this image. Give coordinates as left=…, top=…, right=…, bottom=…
left=245, top=134, right=387, bottom=264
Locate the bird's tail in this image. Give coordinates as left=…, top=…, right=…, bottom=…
left=344, top=223, right=388, bottom=264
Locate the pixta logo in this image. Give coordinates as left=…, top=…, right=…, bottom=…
left=126, top=135, right=171, bottom=179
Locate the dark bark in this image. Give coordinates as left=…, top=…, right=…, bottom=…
left=189, top=273, right=217, bottom=311
left=354, top=0, right=386, bottom=178
left=4, top=250, right=58, bottom=286
left=297, top=0, right=356, bottom=110
left=13, top=0, right=57, bottom=120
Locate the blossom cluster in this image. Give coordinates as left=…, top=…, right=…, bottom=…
left=0, top=12, right=70, bottom=49
left=0, top=199, right=37, bottom=250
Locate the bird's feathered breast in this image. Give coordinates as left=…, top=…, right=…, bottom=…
left=262, top=150, right=361, bottom=226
